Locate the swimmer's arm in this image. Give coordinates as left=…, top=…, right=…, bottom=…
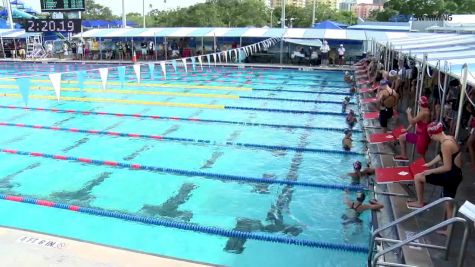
left=360, top=202, right=384, bottom=212
left=424, top=154, right=441, bottom=167
left=425, top=145, right=452, bottom=175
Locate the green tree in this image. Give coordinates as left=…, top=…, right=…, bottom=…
left=82, top=0, right=118, bottom=20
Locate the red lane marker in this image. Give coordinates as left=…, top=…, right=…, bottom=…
left=3, top=149, right=18, bottom=154
left=51, top=109, right=59, bottom=112
left=87, top=130, right=99, bottom=134
left=131, top=164, right=142, bottom=169
left=82, top=112, right=90, bottom=115
left=37, top=200, right=55, bottom=207
left=30, top=152, right=44, bottom=157
left=133, top=114, right=141, bottom=117
left=69, top=128, right=79, bottom=132
left=67, top=110, right=75, bottom=113
left=150, top=135, right=163, bottom=140
left=107, top=132, right=120, bottom=136
left=53, top=155, right=68, bottom=160
left=96, top=112, right=107, bottom=115
left=116, top=114, right=125, bottom=117
left=127, top=133, right=141, bottom=138
left=7, top=106, right=15, bottom=109
left=151, top=115, right=161, bottom=119
left=0, top=122, right=7, bottom=125
left=69, top=205, right=80, bottom=211
left=170, top=117, right=180, bottom=121
left=51, top=127, right=61, bottom=131
left=6, top=196, right=23, bottom=202
left=15, top=123, right=25, bottom=127
left=78, top=158, right=93, bottom=163
left=32, top=125, right=43, bottom=129
left=103, top=161, right=118, bottom=166
left=189, top=118, right=200, bottom=121
left=37, top=108, right=45, bottom=111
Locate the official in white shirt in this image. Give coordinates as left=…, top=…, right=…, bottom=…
left=320, top=40, right=330, bottom=67
left=338, top=44, right=346, bottom=66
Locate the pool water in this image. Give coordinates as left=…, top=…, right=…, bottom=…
left=0, top=62, right=369, bottom=267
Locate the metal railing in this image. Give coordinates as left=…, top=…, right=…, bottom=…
left=367, top=197, right=470, bottom=267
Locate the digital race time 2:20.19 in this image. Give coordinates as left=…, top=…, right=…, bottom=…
left=25, top=19, right=81, bottom=33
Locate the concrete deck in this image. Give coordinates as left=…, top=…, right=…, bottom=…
left=0, top=226, right=216, bottom=267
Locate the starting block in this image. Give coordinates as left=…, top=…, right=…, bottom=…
left=368, top=126, right=406, bottom=144
left=375, top=158, right=426, bottom=184
left=359, top=87, right=377, bottom=94
left=361, top=97, right=378, bottom=104
left=357, top=80, right=370, bottom=85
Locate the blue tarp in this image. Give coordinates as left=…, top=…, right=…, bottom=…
left=313, top=20, right=346, bottom=29
left=82, top=20, right=138, bottom=28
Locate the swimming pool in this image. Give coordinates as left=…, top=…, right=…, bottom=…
left=0, top=62, right=369, bottom=266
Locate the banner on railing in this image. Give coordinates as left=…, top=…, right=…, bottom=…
left=48, top=73, right=61, bottom=101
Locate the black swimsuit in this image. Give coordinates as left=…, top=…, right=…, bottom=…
left=425, top=139, right=463, bottom=198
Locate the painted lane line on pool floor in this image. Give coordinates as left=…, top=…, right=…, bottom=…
left=0, top=85, right=241, bottom=99
left=0, top=122, right=363, bottom=155
left=0, top=194, right=368, bottom=253
left=1, top=94, right=347, bottom=115
left=0, top=105, right=362, bottom=132
left=0, top=148, right=365, bottom=191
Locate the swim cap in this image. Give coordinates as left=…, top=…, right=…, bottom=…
left=427, top=122, right=444, bottom=136
left=349, top=109, right=355, bottom=115
left=345, top=71, right=349, bottom=75
left=356, top=191, right=366, bottom=202
left=353, top=160, right=362, bottom=170
left=344, top=129, right=352, bottom=135
left=419, top=96, right=429, bottom=108
left=380, top=79, right=389, bottom=86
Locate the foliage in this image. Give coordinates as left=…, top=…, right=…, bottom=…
left=82, top=0, right=118, bottom=21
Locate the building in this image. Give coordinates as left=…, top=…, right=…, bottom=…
left=317, top=0, right=339, bottom=9
left=269, top=0, right=307, bottom=8
left=339, top=0, right=356, bottom=11
left=354, top=3, right=383, bottom=19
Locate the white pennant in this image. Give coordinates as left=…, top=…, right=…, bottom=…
left=224, top=51, right=228, bottom=63
left=160, top=61, right=167, bottom=79
left=133, top=64, right=141, bottom=83
left=99, top=68, right=108, bottom=90
left=218, top=53, right=222, bottom=63
left=212, top=53, right=217, bottom=66
left=48, top=73, right=61, bottom=101
left=198, top=56, right=203, bottom=70
left=181, top=58, right=188, bottom=73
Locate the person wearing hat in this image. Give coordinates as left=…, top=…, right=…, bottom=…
left=320, top=40, right=330, bottom=67
left=394, top=96, right=432, bottom=161
left=377, top=79, right=399, bottom=132
left=338, top=44, right=346, bottom=67
left=408, top=122, right=463, bottom=231
left=341, top=160, right=375, bottom=185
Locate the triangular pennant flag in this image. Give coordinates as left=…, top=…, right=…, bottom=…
left=191, top=57, right=196, bottom=71
left=212, top=53, right=217, bottom=66
left=160, top=61, right=167, bottom=79
left=117, top=66, right=126, bottom=88
left=48, top=73, right=62, bottom=101
left=181, top=58, right=188, bottom=73
left=76, top=70, right=86, bottom=90
left=171, top=59, right=178, bottom=72
left=206, top=54, right=211, bottom=68
left=218, top=53, right=222, bottom=63
left=148, top=63, right=155, bottom=80
left=198, top=56, right=203, bottom=70
left=133, top=64, right=141, bottom=83
left=238, top=49, right=241, bottom=63
left=224, top=51, right=228, bottom=63
left=99, top=68, right=108, bottom=90
left=16, top=77, right=30, bottom=106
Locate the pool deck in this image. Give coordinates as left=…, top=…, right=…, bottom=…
left=0, top=226, right=217, bottom=267
left=361, top=82, right=475, bottom=266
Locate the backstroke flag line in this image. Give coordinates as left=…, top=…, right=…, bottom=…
left=76, top=70, right=86, bottom=90
left=171, top=60, right=178, bottom=72
left=148, top=63, right=155, bottom=80
left=206, top=54, right=211, bottom=68
left=48, top=73, right=61, bottom=101
left=133, top=64, right=141, bottom=83
left=198, top=56, right=203, bottom=70
left=99, top=68, right=108, bottom=90
left=160, top=62, right=167, bottom=79
left=182, top=58, right=188, bottom=73
left=16, top=77, right=30, bottom=106
left=191, top=57, right=196, bottom=71
left=117, top=66, right=126, bottom=88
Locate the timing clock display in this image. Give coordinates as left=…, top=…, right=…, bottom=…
left=25, top=19, right=82, bottom=33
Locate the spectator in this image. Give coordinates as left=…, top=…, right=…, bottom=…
left=320, top=40, right=330, bottom=67
left=338, top=44, right=345, bottom=66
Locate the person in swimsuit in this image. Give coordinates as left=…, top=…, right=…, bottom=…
left=342, top=191, right=384, bottom=225
left=377, top=79, right=399, bottom=133
left=408, top=122, right=463, bottom=234
left=342, top=96, right=351, bottom=113
left=394, top=96, right=432, bottom=161
left=341, top=161, right=375, bottom=186
left=346, top=109, right=358, bottom=129
left=342, top=129, right=353, bottom=151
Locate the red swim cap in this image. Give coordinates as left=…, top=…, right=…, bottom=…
left=419, top=96, right=429, bottom=108
left=427, top=122, right=444, bottom=136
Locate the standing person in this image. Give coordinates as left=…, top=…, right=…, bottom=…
left=338, top=44, right=346, bottom=67
left=70, top=41, right=77, bottom=60
left=141, top=40, right=147, bottom=61
left=408, top=122, right=463, bottom=235
left=394, top=96, right=432, bottom=161
left=148, top=40, right=155, bottom=60
left=77, top=40, right=84, bottom=60
left=377, top=79, right=399, bottom=133
left=62, top=42, right=69, bottom=59
left=320, top=40, right=330, bottom=67
left=310, top=47, right=318, bottom=66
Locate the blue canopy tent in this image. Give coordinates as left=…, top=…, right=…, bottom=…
left=313, top=20, right=347, bottom=29
left=82, top=20, right=138, bottom=28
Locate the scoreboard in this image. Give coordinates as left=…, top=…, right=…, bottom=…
left=40, top=0, right=86, bottom=12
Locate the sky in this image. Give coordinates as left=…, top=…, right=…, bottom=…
left=22, top=0, right=206, bottom=15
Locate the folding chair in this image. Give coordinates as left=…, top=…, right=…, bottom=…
left=368, top=126, right=406, bottom=144
left=375, top=158, right=426, bottom=184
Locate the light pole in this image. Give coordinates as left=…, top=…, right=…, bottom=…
left=281, top=0, right=286, bottom=29
left=311, top=0, right=316, bottom=27
left=289, top=18, right=296, bottom=28
left=122, top=0, right=127, bottom=28
left=143, top=0, right=146, bottom=28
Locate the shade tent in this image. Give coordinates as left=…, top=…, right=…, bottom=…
left=377, top=33, right=475, bottom=86
left=73, top=27, right=430, bottom=42
left=284, top=38, right=323, bottom=47
left=313, top=20, right=343, bottom=30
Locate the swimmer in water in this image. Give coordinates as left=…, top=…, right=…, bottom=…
left=342, top=96, right=351, bottom=113
left=342, top=191, right=384, bottom=226
left=346, top=109, right=358, bottom=129
left=342, top=129, right=353, bottom=151
left=341, top=160, right=375, bottom=185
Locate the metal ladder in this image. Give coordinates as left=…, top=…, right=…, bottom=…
left=367, top=197, right=470, bottom=267
left=26, top=35, right=46, bottom=59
